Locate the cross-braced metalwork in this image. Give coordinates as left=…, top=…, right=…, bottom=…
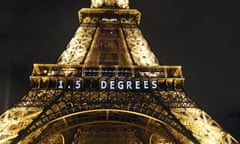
left=0, top=1, right=239, bottom=144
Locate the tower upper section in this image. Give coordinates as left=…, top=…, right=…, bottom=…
left=91, top=0, right=129, bottom=9
left=57, top=1, right=159, bottom=66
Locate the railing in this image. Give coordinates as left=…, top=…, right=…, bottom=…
left=30, top=64, right=184, bottom=90
left=31, top=64, right=183, bottom=78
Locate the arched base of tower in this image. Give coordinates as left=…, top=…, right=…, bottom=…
left=21, top=110, right=193, bottom=144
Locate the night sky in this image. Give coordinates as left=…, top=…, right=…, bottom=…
left=0, top=0, right=240, bottom=140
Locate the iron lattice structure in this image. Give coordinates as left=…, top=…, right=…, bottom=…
left=0, top=0, right=239, bottom=144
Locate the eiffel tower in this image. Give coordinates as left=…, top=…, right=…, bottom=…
left=0, top=0, right=239, bottom=144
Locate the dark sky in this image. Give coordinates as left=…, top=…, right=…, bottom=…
left=0, top=0, right=240, bottom=140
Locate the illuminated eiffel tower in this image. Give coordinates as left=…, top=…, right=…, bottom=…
left=0, top=0, right=239, bottom=144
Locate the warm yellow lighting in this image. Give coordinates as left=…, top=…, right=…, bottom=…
left=0, top=0, right=238, bottom=143
left=57, top=26, right=96, bottom=64
left=91, top=0, right=129, bottom=8
left=172, top=108, right=239, bottom=144
left=123, top=28, right=160, bottom=66
left=0, top=107, right=42, bottom=144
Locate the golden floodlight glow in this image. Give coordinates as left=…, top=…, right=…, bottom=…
left=91, top=0, right=129, bottom=8
left=0, top=107, right=42, bottom=144
left=57, top=27, right=96, bottom=64
left=172, top=108, right=238, bottom=144
left=0, top=0, right=239, bottom=144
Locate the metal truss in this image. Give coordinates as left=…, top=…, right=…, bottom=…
left=0, top=1, right=239, bottom=144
